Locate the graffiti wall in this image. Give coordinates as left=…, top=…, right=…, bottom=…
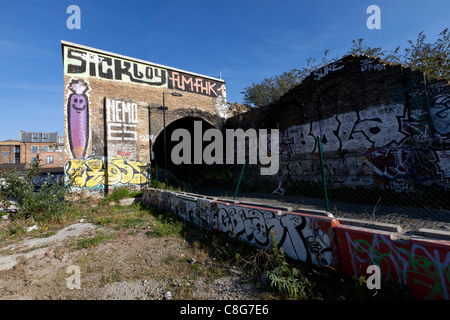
left=63, top=41, right=228, bottom=193
left=335, top=222, right=450, bottom=300
left=143, top=188, right=340, bottom=268
left=142, top=188, right=450, bottom=300
left=65, top=156, right=149, bottom=193
left=223, top=55, right=450, bottom=196
left=63, top=44, right=226, bottom=98
left=66, top=78, right=91, bottom=159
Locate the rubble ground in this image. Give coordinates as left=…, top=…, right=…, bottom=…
left=0, top=201, right=275, bottom=300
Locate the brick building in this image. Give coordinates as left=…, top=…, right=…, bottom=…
left=20, top=131, right=64, bottom=169
left=0, top=140, right=20, bottom=164
left=62, top=41, right=229, bottom=193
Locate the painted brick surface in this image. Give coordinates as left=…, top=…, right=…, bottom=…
left=62, top=41, right=227, bottom=193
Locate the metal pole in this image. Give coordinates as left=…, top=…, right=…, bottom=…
left=318, top=136, right=329, bottom=212
left=233, top=159, right=246, bottom=200
left=163, top=93, right=168, bottom=185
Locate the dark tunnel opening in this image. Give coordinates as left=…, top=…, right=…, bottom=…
left=151, top=116, right=227, bottom=187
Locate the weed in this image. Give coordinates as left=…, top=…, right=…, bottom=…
left=73, top=232, right=115, bottom=250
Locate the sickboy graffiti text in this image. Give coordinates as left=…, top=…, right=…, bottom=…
left=65, top=47, right=225, bottom=98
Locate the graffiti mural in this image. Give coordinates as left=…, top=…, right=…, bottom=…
left=281, top=104, right=408, bottom=155
left=168, top=70, right=226, bottom=97
left=65, top=47, right=167, bottom=87
left=336, top=226, right=450, bottom=300
left=63, top=45, right=226, bottom=98
left=432, top=150, right=450, bottom=184
left=65, top=156, right=149, bottom=190
left=66, top=78, right=90, bottom=159
left=430, top=95, right=450, bottom=136
left=211, top=202, right=337, bottom=267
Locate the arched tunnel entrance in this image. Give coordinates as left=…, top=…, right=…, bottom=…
left=152, top=116, right=225, bottom=188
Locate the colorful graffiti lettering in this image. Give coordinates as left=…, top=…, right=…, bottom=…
left=336, top=227, right=450, bottom=300
left=65, top=156, right=149, bottom=189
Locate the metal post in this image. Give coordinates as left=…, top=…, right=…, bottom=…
left=163, top=93, right=168, bottom=185
left=318, top=136, right=329, bottom=212
left=233, top=159, right=246, bottom=200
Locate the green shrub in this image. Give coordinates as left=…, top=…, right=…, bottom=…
left=106, top=187, right=131, bottom=202
left=0, top=160, right=73, bottom=223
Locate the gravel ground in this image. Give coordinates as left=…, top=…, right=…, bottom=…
left=0, top=218, right=273, bottom=300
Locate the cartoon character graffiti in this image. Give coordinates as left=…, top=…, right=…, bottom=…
left=67, top=78, right=90, bottom=159
left=430, top=94, right=450, bottom=136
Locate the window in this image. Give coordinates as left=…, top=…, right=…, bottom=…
left=14, top=146, right=20, bottom=153
left=31, top=146, right=38, bottom=154
left=31, top=157, right=38, bottom=163
left=42, top=145, right=48, bottom=152
left=14, top=156, right=20, bottom=164
left=46, top=156, right=54, bottom=164
left=42, top=134, right=48, bottom=142
left=3, top=152, right=8, bottom=157
left=32, top=134, right=38, bottom=142
left=58, top=136, right=64, bottom=143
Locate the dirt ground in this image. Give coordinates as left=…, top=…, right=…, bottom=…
left=0, top=210, right=273, bottom=300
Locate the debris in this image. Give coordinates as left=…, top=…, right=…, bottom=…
left=164, top=291, right=172, bottom=300
left=27, top=225, right=38, bottom=232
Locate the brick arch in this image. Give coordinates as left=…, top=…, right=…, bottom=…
left=150, top=107, right=224, bottom=146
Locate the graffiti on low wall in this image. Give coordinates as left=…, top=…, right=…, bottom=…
left=143, top=189, right=340, bottom=268
left=212, top=202, right=338, bottom=267
left=65, top=156, right=149, bottom=190
left=142, top=188, right=450, bottom=300
left=336, top=226, right=450, bottom=300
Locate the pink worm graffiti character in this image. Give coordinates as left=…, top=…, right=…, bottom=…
left=67, top=79, right=90, bottom=159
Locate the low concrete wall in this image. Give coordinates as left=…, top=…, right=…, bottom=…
left=142, top=187, right=450, bottom=300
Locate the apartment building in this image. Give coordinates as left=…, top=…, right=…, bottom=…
left=0, top=140, right=21, bottom=164
left=19, top=131, right=65, bottom=169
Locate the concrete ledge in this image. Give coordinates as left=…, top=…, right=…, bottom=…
left=413, top=228, right=450, bottom=241
left=290, top=208, right=335, bottom=218
left=119, top=197, right=142, bottom=206
left=336, top=217, right=403, bottom=233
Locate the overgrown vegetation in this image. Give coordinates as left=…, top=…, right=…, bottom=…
left=242, top=29, right=450, bottom=107
left=0, top=160, right=73, bottom=224
left=0, top=162, right=410, bottom=299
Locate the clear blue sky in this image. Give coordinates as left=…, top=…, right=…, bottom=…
left=0, top=0, right=448, bottom=140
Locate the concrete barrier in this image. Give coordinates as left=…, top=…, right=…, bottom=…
left=142, top=187, right=450, bottom=300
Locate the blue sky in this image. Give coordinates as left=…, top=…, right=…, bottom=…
left=0, top=0, right=448, bottom=140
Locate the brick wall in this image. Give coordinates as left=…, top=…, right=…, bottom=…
left=224, top=54, right=450, bottom=195
left=62, top=41, right=227, bottom=193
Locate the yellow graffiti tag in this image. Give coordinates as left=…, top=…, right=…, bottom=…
left=65, top=156, right=149, bottom=189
